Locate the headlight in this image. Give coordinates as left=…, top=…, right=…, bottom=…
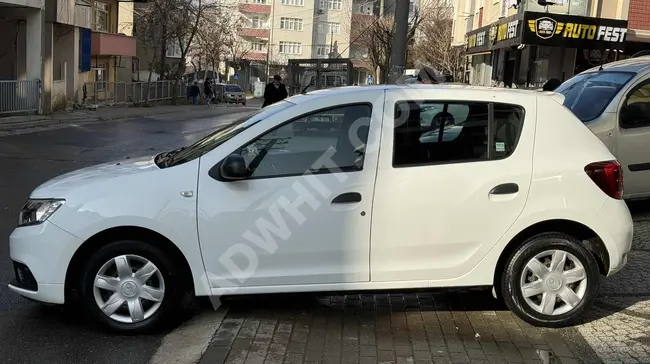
left=17, top=199, right=65, bottom=227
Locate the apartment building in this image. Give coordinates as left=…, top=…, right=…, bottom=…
left=457, top=0, right=644, bottom=88
left=235, top=0, right=352, bottom=84
left=0, top=0, right=137, bottom=115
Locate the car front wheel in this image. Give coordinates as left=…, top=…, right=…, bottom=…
left=79, top=240, right=185, bottom=333
left=501, top=233, right=601, bottom=328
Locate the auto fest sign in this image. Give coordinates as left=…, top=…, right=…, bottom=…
left=522, top=12, right=628, bottom=49
left=466, top=11, right=629, bottom=54
left=466, top=14, right=523, bottom=53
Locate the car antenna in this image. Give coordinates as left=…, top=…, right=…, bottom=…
left=598, top=47, right=607, bottom=71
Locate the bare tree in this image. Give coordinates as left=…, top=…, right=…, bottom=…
left=346, top=7, right=424, bottom=84
left=135, top=0, right=225, bottom=102
left=190, top=6, right=240, bottom=82
left=412, top=0, right=465, bottom=81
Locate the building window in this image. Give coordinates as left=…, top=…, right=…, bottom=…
left=316, top=45, right=329, bottom=57
left=251, top=15, right=264, bottom=28
left=167, top=42, right=182, bottom=58
left=132, top=58, right=139, bottom=73
left=94, top=63, right=107, bottom=90
left=93, top=1, right=110, bottom=32
left=353, top=3, right=373, bottom=14
left=318, top=22, right=340, bottom=34
left=253, top=0, right=266, bottom=3
left=250, top=42, right=264, bottom=51
left=280, top=17, right=303, bottom=31
left=282, top=0, right=304, bottom=5
left=319, top=0, right=342, bottom=10
left=279, top=41, right=302, bottom=55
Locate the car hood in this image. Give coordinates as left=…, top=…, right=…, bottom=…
left=31, top=155, right=159, bottom=198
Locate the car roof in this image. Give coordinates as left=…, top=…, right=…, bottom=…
left=581, top=56, right=650, bottom=74
left=287, top=84, right=555, bottom=104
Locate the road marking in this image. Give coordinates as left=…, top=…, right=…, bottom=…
left=148, top=308, right=228, bottom=364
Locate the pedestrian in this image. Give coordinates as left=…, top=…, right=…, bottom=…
left=262, top=75, right=288, bottom=108
left=190, top=81, right=200, bottom=105
left=542, top=78, right=562, bottom=92
left=204, top=78, right=213, bottom=107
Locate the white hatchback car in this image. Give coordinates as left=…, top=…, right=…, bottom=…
left=9, top=85, right=633, bottom=333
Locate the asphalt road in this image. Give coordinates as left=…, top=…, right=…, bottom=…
left=0, top=105, right=259, bottom=364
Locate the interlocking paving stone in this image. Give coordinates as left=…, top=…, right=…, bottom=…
left=201, top=207, right=650, bottom=364
left=199, top=291, right=584, bottom=364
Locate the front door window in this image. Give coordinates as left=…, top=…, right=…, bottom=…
left=238, top=104, right=372, bottom=178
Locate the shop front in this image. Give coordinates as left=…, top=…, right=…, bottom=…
left=466, top=11, right=629, bottom=88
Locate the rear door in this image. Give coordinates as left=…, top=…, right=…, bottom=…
left=617, top=78, right=650, bottom=198
left=370, top=89, right=536, bottom=283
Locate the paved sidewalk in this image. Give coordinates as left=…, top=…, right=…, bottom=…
left=199, top=291, right=583, bottom=364
left=0, top=101, right=260, bottom=136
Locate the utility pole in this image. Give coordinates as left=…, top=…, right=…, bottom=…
left=388, top=0, right=410, bottom=84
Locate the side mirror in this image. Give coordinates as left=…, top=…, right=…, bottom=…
left=212, top=153, right=248, bottom=181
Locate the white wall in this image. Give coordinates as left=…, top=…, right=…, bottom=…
left=0, top=0, right=43, bottom=8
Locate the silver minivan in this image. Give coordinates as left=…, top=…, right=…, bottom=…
left=555, top=56, right=650, bottom=200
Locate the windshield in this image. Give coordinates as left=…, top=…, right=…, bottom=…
left=555, top=71, right=636, bottom=122
left=226, top=85, right=243, bottom=92
left=168, top=100, right=294, bottom=166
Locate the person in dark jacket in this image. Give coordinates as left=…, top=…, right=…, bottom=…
left=204, top=78, right=213, bottom=107
left=190, top=82, right=200, bottom=105
left=262, top=75, right=288, bottom=107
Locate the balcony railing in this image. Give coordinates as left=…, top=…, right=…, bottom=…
left=238, top=28, right=270, bottom=38
left=91, top=32, right=137, bottom=57
left=238, top=2, right=272, bottom=14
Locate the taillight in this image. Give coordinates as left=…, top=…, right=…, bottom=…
left=584, top=160, right=623, bottom=200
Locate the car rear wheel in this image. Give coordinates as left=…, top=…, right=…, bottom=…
left=79, top=240, right=185, bottom=333
left=501, top=233, right=601, bottom=328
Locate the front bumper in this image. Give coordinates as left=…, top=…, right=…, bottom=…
left=8, top=221, right=83, bottom=304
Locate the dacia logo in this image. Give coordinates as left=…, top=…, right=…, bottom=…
left=529, top=17, right=563, bottom=39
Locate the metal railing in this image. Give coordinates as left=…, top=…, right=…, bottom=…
left=0, top=80, right=41, bottom=115
left=83, top=81, right=184, bottom=106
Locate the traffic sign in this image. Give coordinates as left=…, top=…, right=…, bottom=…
left=233, top=73, right=239, bottom=80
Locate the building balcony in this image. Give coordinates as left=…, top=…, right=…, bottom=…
left=91, top=32, right=137, bottom=57
left=238, top=28, right=270, bottom=39
left=238, top=3, right=271, bottom=14
left=243, top=52, right=267, bottom=62
left=0, top=0, right=43, bottom=8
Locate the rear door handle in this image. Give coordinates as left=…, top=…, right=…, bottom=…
left=332, top=192, right=362, bottom=204
left=489, top=183, right=519, bottom=195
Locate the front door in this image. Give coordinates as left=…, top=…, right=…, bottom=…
left=197, top=96, right=383, bottom=290
left=371, top=89, right=536, bottom=283
left=617, top=79, right=650, bottom=198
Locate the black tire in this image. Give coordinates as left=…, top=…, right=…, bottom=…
left=501, top=232, right=601, bottom=328
left=78, top=240, right=187, bottom=333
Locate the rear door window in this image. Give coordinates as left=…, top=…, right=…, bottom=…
left=555, top=71, right=636, bottom=122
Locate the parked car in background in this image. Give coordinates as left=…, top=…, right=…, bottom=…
left=555, top=55, right=650, bottom=200
left=9, top=85, right=632, bottom=333
left=224, top=84, right=246, bottom=105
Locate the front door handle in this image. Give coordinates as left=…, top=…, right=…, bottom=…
left=489, top=183, right=519, bottom=195
left=332, top=192, right=362, bottom=204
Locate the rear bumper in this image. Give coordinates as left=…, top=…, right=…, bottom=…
left=591, top=198, right=633, bottom=276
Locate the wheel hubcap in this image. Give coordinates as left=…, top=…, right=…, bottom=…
left=92, top=255, right=165, bottom=324
left=519, top=250, right=588, bottom=316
